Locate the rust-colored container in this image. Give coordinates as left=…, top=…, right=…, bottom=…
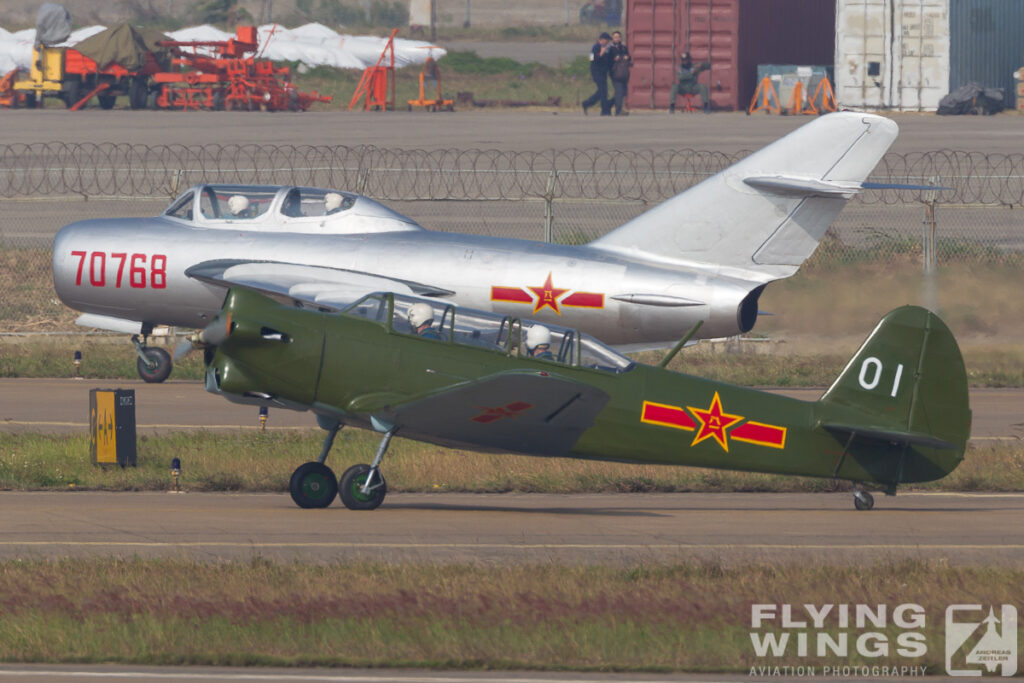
left=626, top=0, right=835, bottom=111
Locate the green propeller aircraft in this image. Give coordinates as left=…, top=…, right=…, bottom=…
left=188, top=287, right=971, bottom=511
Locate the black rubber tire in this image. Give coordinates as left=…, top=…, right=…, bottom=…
left=289, top=462, right=338, bottom=509
left=128, top=78, right=148, bottom=110
left=854, top=491, right=874, bottom=511
left=62, top=79, right=82, bottom=109
left=23, top=92, right=37, bottom=108
left=98, top=94, right=116, bottom=110
left=339, top=464, right=387, bottom=510
left=212, top=90, right=225, bottom=111
left=136, top=347, right=173, bottom=383
left=146, top=86, right=161, bottom=110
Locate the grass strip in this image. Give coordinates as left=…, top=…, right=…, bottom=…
left=0, top=558, right=1019, bottom=671
left=1, top=432, right=1021, bottom=492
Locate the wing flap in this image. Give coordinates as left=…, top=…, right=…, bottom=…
left=374, top=370, right=610, bottom=456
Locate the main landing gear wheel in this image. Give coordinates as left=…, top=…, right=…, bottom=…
left=136, top=347, right=172, bottom=383
left=339, top=464, right=387, bottom=510
left=853, top=490, right=874, bottom=511
left=289, top=461, right=338, bottom=508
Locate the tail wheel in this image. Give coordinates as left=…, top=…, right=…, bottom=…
left=853, top=490, right=874, bottom=511
left=289, top=462, right=338, bottom=509
left=136, top=347, right=172, bottom=383
left=339, top=464, right=387, bottom=510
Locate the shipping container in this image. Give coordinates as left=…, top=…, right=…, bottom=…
left=835, top=0, right=951, bottom=111
left=835, top=0, right=1024, bottom=112
left=949, top=0, right=1024, bottom=109
left=625, top=0, right=834, bottom=111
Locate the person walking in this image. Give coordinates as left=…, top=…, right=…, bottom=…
left=668, top=51, right=711, bottom=113
left=609, top=30, right=631, bottom=116
left=582, top=32, right=613, bottom=116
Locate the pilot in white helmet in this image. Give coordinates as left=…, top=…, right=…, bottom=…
left=525, top=325, right=553, bottom=359
left=408, top=302, right=441, bottom=340
left=324, top=192, right=344, bottom=215
left=227, top=194, right=250, bottom=217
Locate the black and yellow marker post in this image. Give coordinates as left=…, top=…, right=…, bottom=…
left=89, top=389, right=137, bottom=467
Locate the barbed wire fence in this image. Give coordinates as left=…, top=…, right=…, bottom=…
left=1, top=144, right=1022, bottom=332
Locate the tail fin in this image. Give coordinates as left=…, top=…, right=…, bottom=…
left=817, top=306, right=971, bottom=485
left=589, top=112, right=898, bottom=281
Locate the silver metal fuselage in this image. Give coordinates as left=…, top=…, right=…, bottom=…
left=53, top=216, right=762, bottom=346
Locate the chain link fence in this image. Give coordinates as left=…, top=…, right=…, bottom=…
left=1, top=144, right=1022, bottom=332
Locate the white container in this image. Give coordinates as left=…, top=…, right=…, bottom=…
left=835, top=0, right=950, bottom=111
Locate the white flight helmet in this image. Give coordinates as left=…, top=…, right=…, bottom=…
left=408, top=302, right=434, bottom=329
left=227, top=194, right=250, bottom=215
left=324, top=192, right=344, bottom=213
left=526, top=325, right=551, bottom=351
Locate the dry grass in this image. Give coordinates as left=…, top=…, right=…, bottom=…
left=0, top=558, right=1019, bottom=670
left=0, top=431, right=1021, bottom=493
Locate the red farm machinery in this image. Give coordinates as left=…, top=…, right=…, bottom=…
left=153, top=26, right=331, bottom=111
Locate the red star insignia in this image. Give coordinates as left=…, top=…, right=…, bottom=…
left=527, top=272, right=569, bottom=315
left=688, top=392, right=743, bottom=452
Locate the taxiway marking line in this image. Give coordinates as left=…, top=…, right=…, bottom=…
left=1, top=541, right=1023, bottom=551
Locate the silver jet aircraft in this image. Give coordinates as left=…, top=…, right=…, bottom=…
left=53, top=112, right=898, bottom=382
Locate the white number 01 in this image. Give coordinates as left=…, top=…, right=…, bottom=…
left=858, top=357, right=904, bottom=398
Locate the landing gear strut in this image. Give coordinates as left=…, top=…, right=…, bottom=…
left=133, top=334, right=173, bottom=383
left=288, top=422, right=394, bottom=510
left=339, top=429, right=393, bottom=510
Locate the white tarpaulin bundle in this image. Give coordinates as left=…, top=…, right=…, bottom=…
left=0, top=22, right=444, bottom=74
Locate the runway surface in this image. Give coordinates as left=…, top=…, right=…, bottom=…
left=0, top=378, right=1019, bottom=440
left=2, top=109, right=1021, bottom=154
left=2, top=490, right=1022, bottom=564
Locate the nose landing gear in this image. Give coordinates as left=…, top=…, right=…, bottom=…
left=133, top=334, right=173, bottom=383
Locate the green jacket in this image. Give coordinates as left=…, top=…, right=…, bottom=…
left=676, top=61, right=710, bottom=84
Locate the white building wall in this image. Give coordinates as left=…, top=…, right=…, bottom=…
left=835, top=0, right=950, bottom=111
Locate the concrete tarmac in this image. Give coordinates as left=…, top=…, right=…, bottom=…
left=0, top=378, right=1019, bottom=440
left=3, top=109, right=1022, bottom=154
left=1, top=490, right=1022, bottom=564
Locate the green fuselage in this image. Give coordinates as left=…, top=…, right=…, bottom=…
left=206, top=289, right=969, bottom=490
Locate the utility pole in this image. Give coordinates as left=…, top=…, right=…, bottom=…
left=430, top=0, right=436, bottom=42
left=565, top=0, right=570, bottom=26
left=465, top=0, right=471, bottom=27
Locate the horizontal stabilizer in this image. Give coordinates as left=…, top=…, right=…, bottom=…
left=822, top=423, right=958, bottom=450
left=743, top=176, right=861, bottom=197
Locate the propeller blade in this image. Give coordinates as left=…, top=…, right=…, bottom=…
left=200, top=312, right=232, bottom=347
left=173, top=313, right=232, bottom=362
left=172, top=337, right=195, bottom=362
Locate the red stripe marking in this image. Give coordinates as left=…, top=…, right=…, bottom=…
left=491, top=286, right=533, bottom=303
left=562, top=292, right=605, bottom=309
left=641, top=401, right=697, bottom=431
left=731, top=421, right=787, bottom=449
